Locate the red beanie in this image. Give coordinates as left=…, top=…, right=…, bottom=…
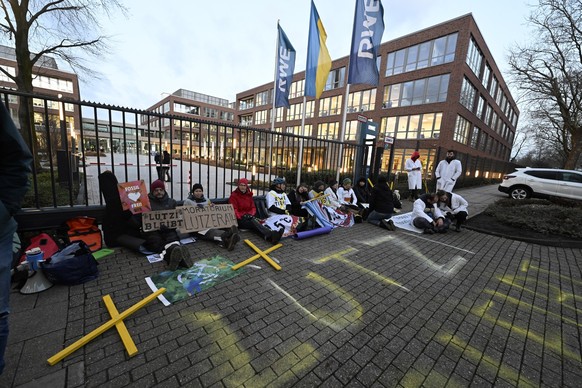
left=411, top=151, right=420, bottom=159
left=150, top=179, right=165, bottom=192
left=238, top=178, right=249, bottom=185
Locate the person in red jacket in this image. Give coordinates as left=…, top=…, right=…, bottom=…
left=228, top=178, right=283, bottom=244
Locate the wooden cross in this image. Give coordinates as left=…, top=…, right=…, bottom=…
left=48, top=288, right=166, bottom=365
left=231, top=239, right=283, bottom=271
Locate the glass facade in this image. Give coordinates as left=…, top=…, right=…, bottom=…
left=317, top=121, right=340, bottom=140
left=460, top=77, right=477, bottom=111
left=466, top=37, right=483, bottom=76
left=453, top=115, right=471, bottom=144
left=319, top=95, right=342, bottom=117
left=385, top=33, right=458, bottom=76
left=383, top=74, right=450, bottom=108
left=381, top=112, right=442, bottom=140
left=347, top=89, right=376, bottom=113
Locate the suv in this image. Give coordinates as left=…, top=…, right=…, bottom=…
left=498, top=168, right=582, bottom=200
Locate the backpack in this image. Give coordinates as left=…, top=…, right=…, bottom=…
left=40, top=241, right=99, bottom=285
left=65, top=216, right=103, bottom=252
left=19, top=233, right=60, bottom=264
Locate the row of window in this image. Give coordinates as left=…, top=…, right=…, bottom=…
left=453, top=115, right=511, bottom=160
left=1, top=64, right=75, bottom=93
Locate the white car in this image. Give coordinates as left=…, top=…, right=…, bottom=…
left=498, top=168, right=582, bottom=200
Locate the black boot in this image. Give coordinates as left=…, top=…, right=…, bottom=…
left=251, top=217, right=274, bottom=241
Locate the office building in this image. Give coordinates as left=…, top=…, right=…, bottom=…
left=235, top=14, right=519, bottom=178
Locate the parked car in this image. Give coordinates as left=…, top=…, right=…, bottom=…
left=498, top=168, right=582, bottom=200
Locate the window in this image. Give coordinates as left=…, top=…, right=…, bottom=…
left=289, top=80, right=304, bottom=99
left=476, top=95, right=486, bottom=119
left=240, top=114, right=253, bottom=126
left=381, top=112, right=442, bottom=140
left=347, top=89, right=376, bottom=112
left=453, top=115, right=471, bottom=144
left=239, top=97, right=254, bottom=110
left=285, top=124, right=312, bottom=136
left=489, top=76, right=498, bottom=99
left=466, top=37, right=483, bottom=76
left=319, top=95, right=342, bottom=117
left=470, top=126, right=480, bottom=148
left=385, top=33, right=458, bottom=76
left=273, top=107, right=284, bottom=122
left=255, top=90, right=271, bottom=106
left=254, top=110, right=268, bottom=125
left=344, top=120, right=359, bottom=141
left=174, top=103, right=200, bottom=115
left=460, top=78, right=477, bottom=111
left=204, top=107, right=217, bottom=118
left=286, top=101, right=314, bottom=120
left=325, top=67, right=345, bottom=91
left=485, top=104, right=493, bottom=126
left=383, top=74, right=449, bottom=108
left=317, top=122, right=340, bottom=140
left=482, top=63, right=491, bottom=89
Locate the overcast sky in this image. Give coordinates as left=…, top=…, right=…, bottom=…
left=79, top=0, right=536, bottom=111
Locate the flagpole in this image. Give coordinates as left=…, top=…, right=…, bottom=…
left=268, top=21, right=280, bottom=183
left=296, top=95, right=307, bottom=186
left=336, top=74, right=351, bottom=183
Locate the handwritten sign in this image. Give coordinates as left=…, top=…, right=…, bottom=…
left=142, top=204, right=237, bottom=233
left=118, top=180, right=150, bottom=214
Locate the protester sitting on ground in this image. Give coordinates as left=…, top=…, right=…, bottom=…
left=265, top=177, right=307, bottom=234
left=353, top=177, right=371, bottom=205
left=412, top=192, right=450, bottom=234
left=228, top=178, right=284, bottom=244
left=337, top=178, right=363, bottom=223
left=309, top=181, right=327, bottom=200
left=324, top=179, right=342, bottom=209
left=139, top=179, right=193, bottom=270
left=436, top=189, right=468, bottom=232
left=367, top=175, right=396, bottom=231
left=288, top=182, right=310, bottom=217
left=184, top=183, right=240, bottom=250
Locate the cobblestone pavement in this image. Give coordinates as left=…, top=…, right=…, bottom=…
left=2, top=186, right=582, bottom=387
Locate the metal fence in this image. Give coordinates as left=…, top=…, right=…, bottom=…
left=2, top=89, right=361, bottom=211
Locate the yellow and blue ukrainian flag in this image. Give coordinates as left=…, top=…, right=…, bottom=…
left=305, top=0, right=331, bottom=99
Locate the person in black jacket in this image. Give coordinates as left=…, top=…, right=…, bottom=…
left=367, top=175, right=396, bottom=231
left=353, top=177, right=370, bottom=205
left=0, top=102, right=32, bottom=376
left=288, top=182, right=310, bottom=217
left=162, top=150, right=172, bottom=182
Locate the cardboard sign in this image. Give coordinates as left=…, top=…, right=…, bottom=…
left=141, top=204, right=237, bottom=233
left=118, top=180, right=151, bottom=214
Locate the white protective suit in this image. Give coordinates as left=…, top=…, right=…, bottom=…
left=435, top=158, right=462, bottom=191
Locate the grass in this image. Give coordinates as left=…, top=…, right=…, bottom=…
left=484, top=198, right=582, bottom=239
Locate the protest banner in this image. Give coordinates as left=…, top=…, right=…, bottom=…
left=141, top=204, right=237, bottom=233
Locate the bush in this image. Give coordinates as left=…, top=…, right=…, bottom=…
left=22, top=170, right=80, bottom=208
left=484, top=198, right=582, bottom=238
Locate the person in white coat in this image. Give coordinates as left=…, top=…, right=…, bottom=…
left=437, top=190, right=468, bottom=232
left=435, top=150, right=462, bottom=191
left=412, top=193, right=450, bottom=234
left=405, top=151, right=423, bottom=201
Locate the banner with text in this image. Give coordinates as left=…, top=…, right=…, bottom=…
left=142, top=204, right=238, bottom=233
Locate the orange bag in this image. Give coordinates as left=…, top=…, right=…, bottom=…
left=65, top=216, right=103, bottom=252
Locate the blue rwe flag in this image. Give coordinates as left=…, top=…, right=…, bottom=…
left=305, top=0, right=332, bottom=99
left=347, top=0, right=385, bottom=85
left=275, top=24, right=296, bottom=108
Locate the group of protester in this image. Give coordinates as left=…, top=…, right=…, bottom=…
left=406, top=149, right=468, bottom=234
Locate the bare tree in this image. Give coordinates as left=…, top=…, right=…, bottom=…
left=509, top=0, right=582, bottom=169
left=0, top=0, right=126, bottom=150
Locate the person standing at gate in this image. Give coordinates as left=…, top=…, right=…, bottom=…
left=405, top=151, right=423, bottom=201
left=154, top=152, right=163, bottom=181
left=435, top=149, right=462, bottom=192
left=0, top=102, right=33, bottom=375
left=162, top=150, right=172, bottom=182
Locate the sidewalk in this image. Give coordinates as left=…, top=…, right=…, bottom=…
left=3, top=184, right=581, bottom=388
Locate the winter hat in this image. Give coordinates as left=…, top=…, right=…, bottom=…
left=273, top=177, right=286, bottom=185
left=328, top=179, right=338, bottom=186
left=150, top=179, right=165, bottom=192
left=191, top=183, right=203, bottom=193
left=411, top=151, right=420, bottom=159
left=357, top=177, right=366, bottom=184
left=377, top=175, right=388, bottom=183
left=342, top=178, right=352, bottom=185
left=238, top=178, right=249, bottom=185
